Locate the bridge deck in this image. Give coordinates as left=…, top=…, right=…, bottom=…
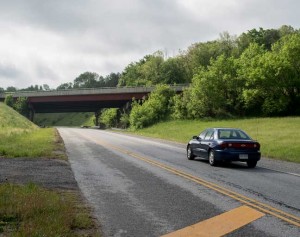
left=0, top=85, right=187, bottom=113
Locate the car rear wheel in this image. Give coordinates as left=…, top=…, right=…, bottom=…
left=247, top=160, right=257, bottom=168
left=209, top=150, right=217, bottom=166
left=187, top=146, right=195, bottom=160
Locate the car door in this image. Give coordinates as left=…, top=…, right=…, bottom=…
left=199, top=129, right=214, bottom=158
left=191, top=130, right=207, bottom=156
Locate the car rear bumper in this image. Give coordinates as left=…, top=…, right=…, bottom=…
left=214, top=150, right=261, bottom=162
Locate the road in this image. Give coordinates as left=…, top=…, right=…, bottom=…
left=58, top=127, right=300, bottom=237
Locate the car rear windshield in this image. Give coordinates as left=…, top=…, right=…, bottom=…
left=217, top=129, right=251, bottom=140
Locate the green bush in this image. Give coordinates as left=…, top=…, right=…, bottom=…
left=120, top=112, right=130, bottom=128
left=100, top=108, right=118, bottom=128
left=129, top=85, right=175, bottom=129
left=4, top=95, right=14, bottom=108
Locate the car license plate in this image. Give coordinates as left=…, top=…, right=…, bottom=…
left=239, top=154, right=248, bottom=160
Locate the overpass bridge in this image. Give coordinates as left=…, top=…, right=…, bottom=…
left=0, top=85, right=187, bottom=120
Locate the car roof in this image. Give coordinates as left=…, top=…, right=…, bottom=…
left=209, top=128, right=242, bottom=130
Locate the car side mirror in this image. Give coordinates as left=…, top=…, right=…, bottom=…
left=193, top=136, right=199, bottom=140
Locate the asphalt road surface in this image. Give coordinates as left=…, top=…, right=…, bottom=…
left=58, top=128, right=300, bottom=237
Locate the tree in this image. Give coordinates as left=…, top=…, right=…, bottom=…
left=129, top=85, right=175, bottom=129
left=104, top=73, right=120, bottom=87
left=4, top=95, right=14, bottom=107
left=237, top=33, right=300, bottom=116
left=237, top=27, right=281, bottom=52
left=263, top=33, right=300, bottom=115
left=218, top=31, right=238, bottom=57
left=184, top=41, right=222, bottom=73
left=13, top=97, right=29, bottom=117
left=57, top=82, right=73, bottom=90
left=73, top=72, right=99, bottom=88
left=278, top=25, right=296, bottom=37
left=173, top=55, right=241, bottom=119
left=160, top=57, right=189, bottom=84
left=118, top=60, right=145, bottom=86
left=118, top=52, right=165, bottom=86
left=6, top=86, right=17, bottom=92
left=236, top=43, right=267, bottom=115
left=43, top=84, right=50, bottom=90
left=100, top=108, right=118, bottom=128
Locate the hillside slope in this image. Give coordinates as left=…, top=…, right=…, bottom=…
left=0, top=102, right=61, bottom=158
left=0, top=102, right=37, bottom=136
left=34, top=112, right=94, bottom=127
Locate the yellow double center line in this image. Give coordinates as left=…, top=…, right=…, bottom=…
left=82, top=134, right=300, bottom=228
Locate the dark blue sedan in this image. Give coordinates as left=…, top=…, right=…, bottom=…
left=187, top=128, right=261, bottom=168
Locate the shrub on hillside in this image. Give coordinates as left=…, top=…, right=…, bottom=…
left=4, top=95, right=14, bottom=107
left=129, top=85, right=175, bottom=129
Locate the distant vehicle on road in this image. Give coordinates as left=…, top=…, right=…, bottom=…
left=187, top=128, right=261, bottom=168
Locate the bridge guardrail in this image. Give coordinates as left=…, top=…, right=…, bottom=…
left=0, top=84, right=189, bottom=98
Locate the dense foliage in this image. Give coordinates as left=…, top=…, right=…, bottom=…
left=4, top=95, right=29, bottom=118
left=129, top=85, right=175, bottom=129
left=99, top=108, right=118, bottom=128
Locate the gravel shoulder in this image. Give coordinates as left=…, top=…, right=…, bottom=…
left=0, top=157, right=79, bottom=190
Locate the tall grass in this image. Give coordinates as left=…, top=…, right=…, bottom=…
left=130, top=117, right=300, bottom=163
left=0, top=183, right=99, bottom=236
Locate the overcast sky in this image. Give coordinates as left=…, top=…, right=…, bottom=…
left=0, top=0, right=299, bottom=89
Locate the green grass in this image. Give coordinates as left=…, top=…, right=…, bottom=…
left=0, top=103, right=65, bottom=158
left=0, top=128, right=65, bottom=158
left=0, top=102, right=38, bottom=135
left=0, top=183, right=100, bottom=236
left=0, top=103, right=99, bottom=236
left=34, top=112, right=95, bottom=127
left=128, top=117, right=300, bottom=163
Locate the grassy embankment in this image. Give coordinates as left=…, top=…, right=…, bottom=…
left=129, top=117, right=300, bottom=163
left=34, top=112, right=95, bottom=127
left=0, top=103, right=64, bottom=158
left=0, top=102, right=99, bottom=236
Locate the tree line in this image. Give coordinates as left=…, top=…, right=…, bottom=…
left=2, top=25, right=300, bottom=128
left=100, top=25, right=300, bottom=128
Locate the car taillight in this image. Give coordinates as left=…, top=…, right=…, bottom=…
left=220, top=142, right=231, bottom=149
left=254, top=142, right=260, bottom=150
left=220, top=142, right=260, bottom=150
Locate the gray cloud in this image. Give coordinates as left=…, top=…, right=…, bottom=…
left=0, top=0, right=299, bottom=89
left=0, top=63, right=20, bottom=79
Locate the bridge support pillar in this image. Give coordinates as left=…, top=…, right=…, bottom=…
left=95, top=111, right=100, bottom=126
left=28, top=103, right=35, bottom=122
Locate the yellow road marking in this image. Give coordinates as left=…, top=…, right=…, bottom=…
left=161, top=205, right=265, bottom=237
left=76, top=132, right=300, bottom=227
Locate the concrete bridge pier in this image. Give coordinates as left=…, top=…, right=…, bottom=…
left=94, top=111, right=100, bottom=126
left=28, top=103, right=35, bottom=122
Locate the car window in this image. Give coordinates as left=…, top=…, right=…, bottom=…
left=204, top=130, right=214, bottom=140
left=218, top=129, right=250, bottom=139
left=199, top=130, right=207, bottom=139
